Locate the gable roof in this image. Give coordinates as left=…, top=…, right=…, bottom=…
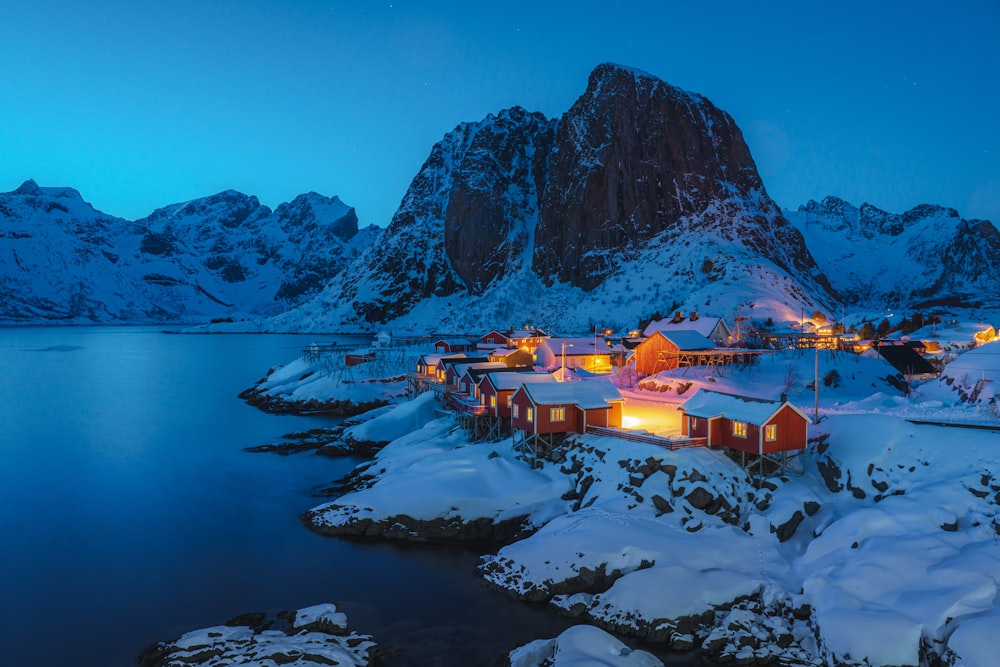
left=489, top=347, right=528, bottom=358
left=452, top=361, right=507, bottom=379
left=643, top=316, right=728, bottom=339
left=679, top=389, right=811, bottom=425
left=516, top=379, right=623, bottom=410
left=652, top=330, right=716, bottom=350
left=419, top=352, right=467, bottom=366
left=537, top=337, right=610, bottom=356
left=873, top=345, right=937, bottom=376
left=482, top=371, right=557, bottom=391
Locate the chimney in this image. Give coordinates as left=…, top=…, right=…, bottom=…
left=672, top=311, right=684, bottom=323
left=780, top=393, right=788, bottom=403
left=690, top=311, right=699, bottom=321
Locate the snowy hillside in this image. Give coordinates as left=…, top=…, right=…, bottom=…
left=267, top=64, right=837, bottom=334
left=0, top=180, right=378, bottom=323
left=786, top=196, right=1000, bottom=311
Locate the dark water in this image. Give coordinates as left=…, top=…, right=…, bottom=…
left=0, top=327, right=704, bottom=666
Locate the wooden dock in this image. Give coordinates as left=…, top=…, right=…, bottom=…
left=585, top=426, right=708, bottom=450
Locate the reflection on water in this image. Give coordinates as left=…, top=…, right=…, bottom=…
left=0, top=327, right=705, bottom=667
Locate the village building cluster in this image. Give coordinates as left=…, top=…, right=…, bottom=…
left=362, top=312, right=958, bottom=475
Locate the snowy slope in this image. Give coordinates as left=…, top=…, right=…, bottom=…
left=786, top=196, right=1000, bottom=311
left=0, top=180, right=378, bottom=323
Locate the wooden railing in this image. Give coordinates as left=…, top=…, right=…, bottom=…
left=585, top=426, right=707, bottom=450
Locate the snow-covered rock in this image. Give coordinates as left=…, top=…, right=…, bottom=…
left=138, top=603, right=377, bottom=667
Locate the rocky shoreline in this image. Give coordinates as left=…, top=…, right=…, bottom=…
left=238, top=379, right=390, bottom=417
left=138, top=604, right=383, bottom=667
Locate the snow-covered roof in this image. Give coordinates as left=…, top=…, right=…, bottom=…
left=489, top=347, right=525, bottom=358
left=419, top=352, right=467, bottom=366
left=643, top=315, right=727, bottom=339
left=508, top=328, right=547, bottom=339
left=434, top=337, right=472, bottom=346
left=679, top=389, right=810, bottom=425
left=538, top=337, right=610, bottom=356
left=652, top=330, right=716, bottom=350
left=453, top=361, right=506, bottom=378
left=483, top=371, right=557, bottom=391
left=518, top=379, right=623, bottom=410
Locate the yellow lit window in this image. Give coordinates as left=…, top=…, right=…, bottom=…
left=527, top=407, right=534, bottom=422
left=732, top=421, right=748, bottom=438
left=550, top=407, right=566, bottom=421
left=506, top=395, right=513, bottom=407
left=764, top=424, right=777, bottom=441
left=490, top=395, right=497, bottom=408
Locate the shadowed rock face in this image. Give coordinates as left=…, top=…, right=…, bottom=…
left=533, top=63, right=770, bottom=290
left=443, top=107, right=557, bottom=293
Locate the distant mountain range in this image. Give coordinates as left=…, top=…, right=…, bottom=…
left=4, top=63, right=997, bottom=330
left=0, top=180, right=379, bottom=322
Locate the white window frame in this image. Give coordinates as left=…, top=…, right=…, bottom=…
left=732, top=420, right=748, bottom=438
left=550, top=406, right=566, bottom=422
left=512, top=403, right=519, bottom=419
left=764, top=423, right=777, bottom=441
left=526, top=407, right=534, bottom=422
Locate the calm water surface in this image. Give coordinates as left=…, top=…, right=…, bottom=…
left=0, top=327, right=704, bottom=667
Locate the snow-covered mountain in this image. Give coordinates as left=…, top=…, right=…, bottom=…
left=270, top=63, right=838, bottom=333
left=0, top=180, right=379, bottom=323
left=786, top=196, right=1000, bottom=311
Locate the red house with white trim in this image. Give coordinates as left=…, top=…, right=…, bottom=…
left=510, top=379, right=624, bottom=436
left=678, top=389, right=810, bottom=455
left=478, top=371, right=556, bottom=418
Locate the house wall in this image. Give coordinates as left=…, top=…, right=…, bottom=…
left=480, top=331, right=509, bottom=347
left=682, top=414, right=709, bottom=438
left=719, top=419, right=761, bottom=454
left=633, top=333, right=680, bottom=376
left=762, top=405, right=809, bottom=453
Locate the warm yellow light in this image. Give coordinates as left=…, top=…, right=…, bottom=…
left=622, top=415, right=641, bottom=428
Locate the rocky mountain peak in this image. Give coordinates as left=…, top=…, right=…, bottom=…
left=13, top=179, right=41, bottom=195
left=533, top=62, right=781, bottom=289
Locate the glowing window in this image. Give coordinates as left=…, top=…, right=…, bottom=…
left=527, top=407, right=534, bottom=422
left=506, top=395, right=513, bottom=407
left=490, top=395, right=497, bottom=407
left=764, top=424, right=777, bottom=441
left=550, top=407, right=566, bottom=421
left=732, top=421, right=748, bottom=438
left=512, top=404, right=519, bottom=418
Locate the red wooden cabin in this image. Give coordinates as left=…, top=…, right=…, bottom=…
left=678, top=389, right=810, bottom=454
left=510, top=379, right=624, bottom=436
left=478, top=371, right=556, bottom=418
left=632, top=330, right=715, bottom=376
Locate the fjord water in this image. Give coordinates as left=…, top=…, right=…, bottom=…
left=0, top=328, right=704, bottom=667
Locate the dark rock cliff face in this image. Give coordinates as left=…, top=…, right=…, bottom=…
left=534, top=63, right=771, bottom=290
left=444, top=107, right=556, bottom=293
left=341, top=107, right=558, bottom=323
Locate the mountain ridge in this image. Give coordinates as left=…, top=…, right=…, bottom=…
left=0, top=180, right=378, bottom=323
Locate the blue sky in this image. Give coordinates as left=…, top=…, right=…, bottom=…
left=2, top=1, right=997, bottom=227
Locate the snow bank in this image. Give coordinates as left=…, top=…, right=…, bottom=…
left=510, top=625, right=664, bottom=667
left=343, top=391, right=440, bottom=443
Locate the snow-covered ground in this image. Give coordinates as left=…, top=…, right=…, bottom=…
left=250, top=331, right=999, bottom=666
